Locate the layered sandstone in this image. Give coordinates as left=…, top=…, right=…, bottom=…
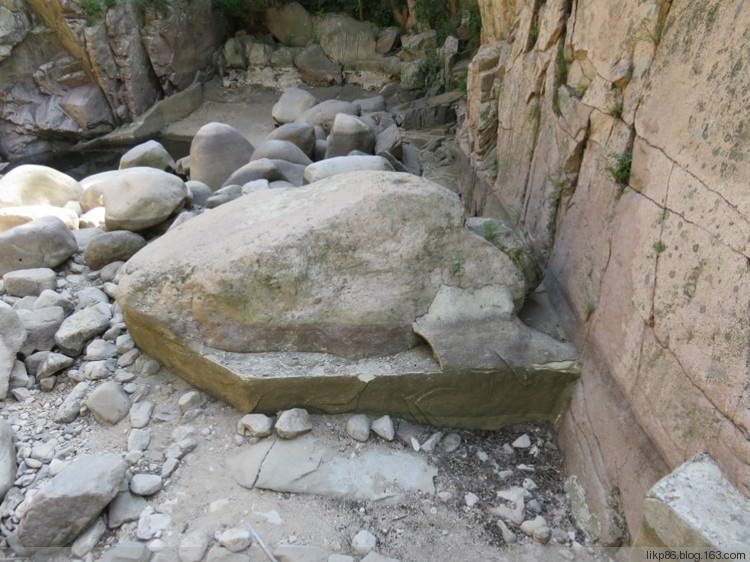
left=460, top=0, right=750, bottom=545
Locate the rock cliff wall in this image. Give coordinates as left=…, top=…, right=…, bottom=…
left=0, top=0, right=223, bottom=160
left=460, top=0, right=750, bottom=545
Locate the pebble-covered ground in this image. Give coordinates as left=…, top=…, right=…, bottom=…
left=0, top=250, right=621, bottom=562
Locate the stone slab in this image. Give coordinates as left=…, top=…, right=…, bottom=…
left=136, top=338, right=578, bottom=430
left=228, top=432, right=436, bottom=504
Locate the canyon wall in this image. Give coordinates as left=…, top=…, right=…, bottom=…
left=0, top=0, right=223, bottom=160
left=460, top=0, right=750, bottom=544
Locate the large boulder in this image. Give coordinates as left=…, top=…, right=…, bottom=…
left=223, top=158, right=305, bottom=188
left=325, top=114, right=375, bottom=158
left=119, top=140, right=175, bottom=172
left=189, top=123, right=255, bottom=190
left=265, top=122, right=316, bottom=158
left=102, top=168, right=187, bottom=231
left=0, top=165, right=82, bottom=208
left=295, top=99, right=360, bottom=133
left=265, top=2, right=313, bottom=47
left=271, top=88, right=319, bottom=125
left=15, top=454, right=126, bottom=547
left=251, top=139, right=312, bottom=166
left=293, top=45, right=342, bottom=87
left=80, top=171, right=120, bottom=213
left=315, top=14, right=378, bottom=64
left=303, top=155, right=393, bottom=184
left=116, top=171, right=529, bottom=364
left=0, top=216, right=77, bottom=276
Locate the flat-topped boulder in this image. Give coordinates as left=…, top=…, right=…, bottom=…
left=115, top=171, right=579, bottom=423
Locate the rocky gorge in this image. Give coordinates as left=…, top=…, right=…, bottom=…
left=0, top=0, right=749, bottom=559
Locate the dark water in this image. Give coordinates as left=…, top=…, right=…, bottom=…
left=6, top=138, right=191, bottom=181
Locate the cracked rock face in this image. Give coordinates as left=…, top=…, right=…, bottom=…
left=465, top=0, right=750, bottom=545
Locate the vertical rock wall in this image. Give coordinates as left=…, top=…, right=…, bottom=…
left=0, top=0, right=223, bottom=160
left=460, top=0, right=750, bottom=545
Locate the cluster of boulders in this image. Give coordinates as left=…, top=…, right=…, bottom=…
left=217, top=4, right=465, bottom=93
left=180, top=86, right=423, bottom=204
left=0, top=81, right=550, bottom=558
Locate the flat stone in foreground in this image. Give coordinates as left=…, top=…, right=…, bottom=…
left=228, top=432, right=436, bottom=503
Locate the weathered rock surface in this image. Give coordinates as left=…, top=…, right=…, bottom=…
left=17, top=307, right=65, bottom=355
left=315, top=14, right=378, bottom=64
left=222, top=158, right=304, bottom=189
left=86, top=381, right=132, bottom=425
left=633, top=453, right=750, bottom=549
left=189, top=123, right=255, bottom=190
left=251, top=139, right=312, bottom=166
left=15, top=453, right=126, bottom=547
left=275, top=408, right=312, bottom=439
left=0, top=216, right=77, bottom=275
left=228, top=432, right=436, bottom=503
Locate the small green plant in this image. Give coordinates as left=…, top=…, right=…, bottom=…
left=552, top=88, right=561, bottom=115
left=653, top=241, right=666, bottom=253
left=482, top=221, right=499, bottom=241
left=607, top=102, right=624, bottom=119
left=527, top=99, right=540, bottom=121
left=530, top=21, right=540, bottom=41
left=451, top=248, right=466, bottom=283
left=605, top=151, right=633, bottom=184
left=554, top=42, right=567, bottom=84
left=457, top=73, right=467, bottom=94
left=658, top=209, right=668, bottom=222
left=421, top=51, right=443, bottom=94
left=81, top=0, right=103, bottom=24
left=584, top=300, right=596, bottom=322
left=634, top=19, right=664, bottom=45
left=573, top=81, right=588, bottom=98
